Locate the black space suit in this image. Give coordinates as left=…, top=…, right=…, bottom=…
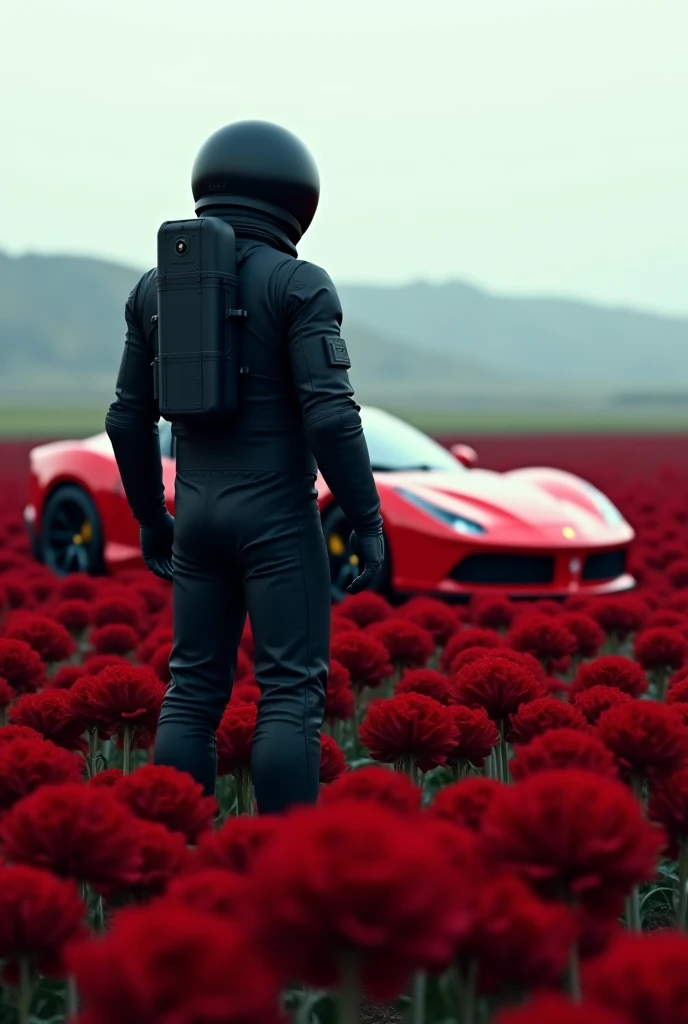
left=105, top=121, right=383, bottom=811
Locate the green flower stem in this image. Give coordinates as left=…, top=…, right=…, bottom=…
left=66, top=975, right=79, bottom=1017
left=236, top=770, right=254, bottom=815
left=408, top=971, right=426, bottom=1024
left=677, top=841, right=688, bottom=929
left=498, top=721, right=509, bottom=784
left=87, top=727, right=99, bottom=779
left=567, top=941, right=581, bottom=1002
left=17, top=960, right=31, bottom=1024
left=337, top=954, right=360, bottom=1024
left=455, top=960, right=477, bottom=1024
left=627, top=888, right=641, bottom=932
left=122, top=724, right=133, bottom=774
left=401, top=756, right=418, bottom=785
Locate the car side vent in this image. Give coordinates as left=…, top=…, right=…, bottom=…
left=451, top=553, right=555, bottom=586
left=582, top=549, right=627, bottom=581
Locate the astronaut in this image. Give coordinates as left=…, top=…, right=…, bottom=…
left=105, top=121, right=383, bottom=811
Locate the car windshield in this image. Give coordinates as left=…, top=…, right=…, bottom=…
left=360, top=407, right=462, bottom=473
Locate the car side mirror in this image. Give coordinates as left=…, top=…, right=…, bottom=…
left=450, top=443, right=478, bottom=468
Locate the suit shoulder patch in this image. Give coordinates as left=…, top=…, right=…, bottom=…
left=324, top=335, right=351, bottom=368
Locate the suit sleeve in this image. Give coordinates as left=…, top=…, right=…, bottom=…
left=104, top=272, right=168, bottom=527
left=286, top=261, right=383, bottom=536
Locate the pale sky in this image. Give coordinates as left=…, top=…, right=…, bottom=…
left=2, top=0, right=687, bottom=315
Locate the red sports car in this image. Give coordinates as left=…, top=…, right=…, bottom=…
left=25, top=406, right=635, bottom=600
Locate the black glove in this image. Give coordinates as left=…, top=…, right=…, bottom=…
left=140, top=510, right=175, bottom=582
left=347, top=531, right=384, bottom=595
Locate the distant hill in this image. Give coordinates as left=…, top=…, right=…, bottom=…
left=1, top=250, right=686, bottom=408
left=338, top=280, right=688, bottom=388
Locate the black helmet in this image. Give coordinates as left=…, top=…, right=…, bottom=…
left=191, top=120, right=320, bottom=242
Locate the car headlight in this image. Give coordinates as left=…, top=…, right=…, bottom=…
left=580, top=483, right=625, bottom=526
left=396, top=489, right=487, bottom=535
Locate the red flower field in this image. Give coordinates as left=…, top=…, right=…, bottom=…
left=1, top=433, right=688, bottom=1024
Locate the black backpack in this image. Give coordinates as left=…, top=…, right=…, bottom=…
left=152, top=217, right=248, bottom=424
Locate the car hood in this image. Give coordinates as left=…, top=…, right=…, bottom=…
left=384, top=468, right=620, bottom=533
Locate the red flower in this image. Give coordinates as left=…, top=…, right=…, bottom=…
left=70, top=665, right=165, bottom=739
left=451, top=655, right=543, bottom=721
left=359, top=693, right=458, bottom=772
left=0, top=783, right=142, bottom=894
left=0, top=675, right=13, bottom=710
left=669, top=559, right=688, bottom=589
left=216, top=701, right=256, bottom=777
left=430, top=777, right=503, bottom=831
left=320, top=733, right=348, bottom=784
left=492, top=994, right=631, bottom=1024
left=235, top=647, right=253, bottom=683
left=0, top=737, right=84, bottom=813
left=243, top=800, right=468, bottom=998
left=241, top=619, right=255, bottom=657
left=57, top=573, right=98, bottom=602
left=90, top=623, right=139, bottom=656
left=449, top=645, right=544, bottom=680
left=92, top=596, right=145, bottom=632
left=68, top=902, right=281, bottom=1024
left=131, top=580, right=169, bottom=614
left=507, top=614, right=577, bottom=669
left=583, top=931, right=688, bottom=1024
left=330, top=631, right=393, bottom=691
left=135, top=627, right=173, bottom=665
left=330, top=613, right=361, bottom=637
left=441, top=628, right=503, bottom=673
left=481, top=768, right=663, bottom=916
left=648, top=766, right=688, bottom=857
left=115, top=764, right=217, bottom=842
left=49, top=664, right=89, bottom=690
left=324, top=658, right=354, bottom=722
left=597, top=700, right=688, bottom=779
left=0, top=864, right=86, bottom=977
left=82, top=653, right=131, bottom=673
left=89, top=767, right=123, bottom=788
left=462, top=874, right=577, bottom=995
left=192, top=815, right=279, bottom=873
left=366, top=617, right=435, bottom=670
left=447, top=705, right=499, bottom=768
left=398, top=596, right=458, bottom=646
left=561, top=612, right=606, bottom=658
left=510, top=728, right=618, bottom=781
left=51, top=599, right=93, bottom=634
left=166, top=868, right=246, bottom=918
left=668, top=676, right=688, bottom=703
left=9, top=690, right=87, bottom=751
left=149, top=642, right=172, bottom=683
left=635, top=627, right=688, bottom=671
left=4, top=613, right=76, bottom=664
left=319, top=765, right=422, bottom=815
left=572, top=685, right=633, bottom=725
left=337, top=591, right=392, bottom=627
left=231, top=680, right=261, bottom=704
left=470, top=595, right=515, bottom=631
left=573, top=656, right=648, bottom=696
left=0, top=725, right=43, bottom=746
left=395, top=667, right=452, bottom=704
left=591, top=596, right=649, bottom=639
left=129, top=819, right=190, bottom=897
left=647, top=609, right=688, bottom=630
left=0, top=639, right=45, bottom=693
left=508, top=695, right=589, bottom=744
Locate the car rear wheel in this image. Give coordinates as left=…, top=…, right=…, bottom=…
left=321, top=503, right=391, bottom=603
left=40, top=484, right=105, bottom=576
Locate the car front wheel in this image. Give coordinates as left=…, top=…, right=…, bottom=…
left=39, top=484, right=105, bottom=576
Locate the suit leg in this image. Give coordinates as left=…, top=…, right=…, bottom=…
left=240, top=475, right=330, bottom=813
left=154, top=471, right=246, bottom=796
